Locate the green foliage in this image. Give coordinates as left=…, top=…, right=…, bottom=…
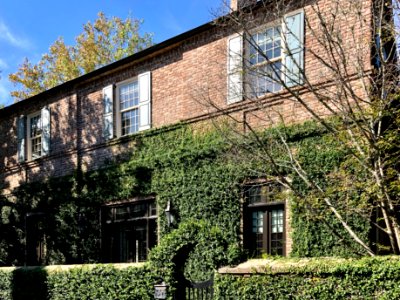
left=47, top=265, right=156, bottom=300
left=214, top=257, right=400, bottom=299
left=0, top=264, right=156, bottom=300
left=0, top=121, right=372, bottom=267
left=0, top=269, right=12, bottom=300
left=1, top=257, right=400, bottom=299
left=150, top=219, right=241, bottom=286
left=9, top=12, right=153, bottom=101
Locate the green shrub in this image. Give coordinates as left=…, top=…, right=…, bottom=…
left=0, top=264, right=156, bottom=300
left=0, top=269, right=12, bottom=300
left=215, top=257, right=400, bottom=300
left=47, top=265, right=156, bottom=300
left=0, top=121, right=373, bottom=268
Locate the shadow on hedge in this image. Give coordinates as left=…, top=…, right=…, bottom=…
left=12, top=267, right=48, bottom=300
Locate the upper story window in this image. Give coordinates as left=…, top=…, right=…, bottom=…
left=227, top=10, right=304, bottom=104
left=243, top=182, right=285, bottom=257
left=118, top=80, right=140, bottom=136
left=248, top=25, right=283, bottom=96
left=17, top=107, right=51, bottom=162
left=28, top=113, right=43, bottom=159
left=102, top=71, right=151, bottom=140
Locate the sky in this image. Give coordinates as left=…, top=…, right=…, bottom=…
left=0, top=0, right=222, bottom=107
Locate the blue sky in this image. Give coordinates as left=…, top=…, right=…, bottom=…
left=0, top=0, right=221, bottom=107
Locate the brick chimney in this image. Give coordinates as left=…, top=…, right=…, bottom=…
left=231, top=0, right=259, bottom=11
left=231, top=0, right=238, bottom=11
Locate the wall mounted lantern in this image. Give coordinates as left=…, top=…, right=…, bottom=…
left=164, top=200, right=175, bottom=227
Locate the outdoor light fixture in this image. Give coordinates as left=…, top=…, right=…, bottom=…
left=154, top=281, right=168, bottom=299
left=164, top=200, right=175, bottom=227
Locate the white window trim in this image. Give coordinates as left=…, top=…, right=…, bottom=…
left=27, top=111, right=42, bottom=161
left=283, top=9, right=305, bottom=86
left=245, top=9, right=305, bottom=97
left=246, top=21, right=283, bottom=97
left=227, top=32, right=244, bottom=104
left=115, top=78, right=140, bottom=138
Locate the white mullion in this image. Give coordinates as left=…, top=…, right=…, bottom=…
left=280, top=18, right=285, bottom=83
left=120, top=105, right=139, bottom=114
left=281, top=16, right=287, bottom=83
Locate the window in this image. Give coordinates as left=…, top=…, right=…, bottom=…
left=28, top=113, right=43, bottom=159
left=227, top=11, right=304, bottom=103
left=102, top=199, right=157, bottom=263
left=119, top=80, right=140, bottom=136
left=18, top=107, right=51, bottom=161
left=103, top=72, right=151, bottom=140
left=243, top=183, right=285, bottom=257
left=248, top=25, right=283, bottom=96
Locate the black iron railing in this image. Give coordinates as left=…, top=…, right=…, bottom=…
left=185, top=276, right=214, bottom=300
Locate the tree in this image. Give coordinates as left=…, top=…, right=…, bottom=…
left=197, top=0, right=400, bottom=255
left=9, top=12, right=153, bottom=101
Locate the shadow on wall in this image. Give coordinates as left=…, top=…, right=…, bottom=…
left=0, top=91, right=125, bottom=266
left=0, top=115, right=18, bottom=192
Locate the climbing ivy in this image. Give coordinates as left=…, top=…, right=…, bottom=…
left=0, top=120, right=371, bottom=269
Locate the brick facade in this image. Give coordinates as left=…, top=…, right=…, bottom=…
left=0, top=0, right=373, bottom=260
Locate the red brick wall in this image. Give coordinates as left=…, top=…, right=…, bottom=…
left=0, top=0, right=373, bottom=195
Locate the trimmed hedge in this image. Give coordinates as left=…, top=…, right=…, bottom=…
left=2, top=257, right=400, bottom=299
left=215, top=256, right=400, bottom=300
left=0, top=264, right=156, bottom=300
left=0, top=268, right=12, bottom=300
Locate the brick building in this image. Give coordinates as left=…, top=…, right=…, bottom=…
left=0, top=0, right=376, bottom=265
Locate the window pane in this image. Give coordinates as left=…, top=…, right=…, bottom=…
left=250, top=25, right=281, bottom=66
left=252, top=211, right=263, bottom=233
left=30, top=114, right=43, bottom=159
left=271, top=209, right=284, bottom=233
left=121, top=109, right=139, bottom=135
left=246, top=186, right=262, bottom=204
left=115, top=206, right=129, bottom=220
left=31, top=136, right=42, bottom=159
left=130, top=203, right=147, bottom=219
left=251, top=211, right=264, bottom=257
left=246, top=183, right=283, bottom=204
left=30, top=115, right=42, bottom=137
left=271, top=209, right=284, bottom=255
left=249, top=25, right=282, bottom=97
left=103, top=200, right=157, bottom=263
left=119, top=229, right=131, bottom=262
left=135, top=224, right=147, bottom=262
left=149, top=202, right=157, bottom=217
left=119, top=81, right=139, bottom=110
left=250, top=61, right=282, bottom=97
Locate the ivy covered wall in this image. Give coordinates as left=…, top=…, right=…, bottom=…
left=0, top=121, right=371, bottom=268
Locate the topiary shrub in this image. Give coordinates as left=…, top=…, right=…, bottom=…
left=149, top=219, right=242, bottom=299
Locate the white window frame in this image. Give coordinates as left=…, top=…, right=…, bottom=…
left=115, top=78, right=140, bottom=137
left=27, top=111, right=43, bottom=161
left=246, top=19, right=284, bottom=97
left=245, top=9, right=304, bottom=97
